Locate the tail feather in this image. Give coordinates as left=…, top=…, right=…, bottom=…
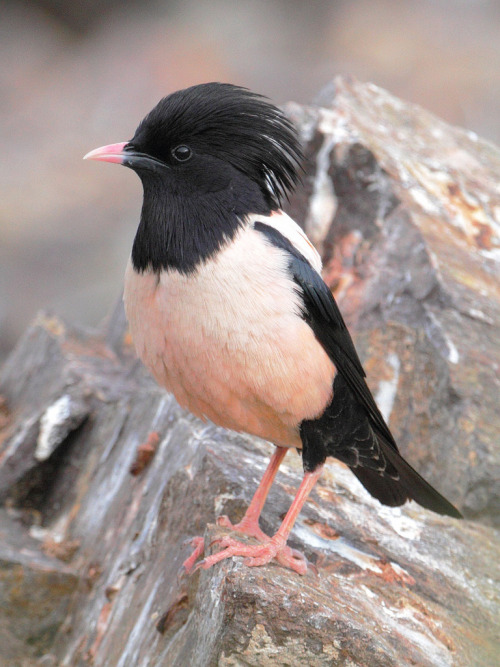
left=351, top=434, right=463, bottom=518
left=349, top=465, right=409, bottom=507
left=300, top=373, right=462, bottom=519
left=381, top=439, right=462, bottom=518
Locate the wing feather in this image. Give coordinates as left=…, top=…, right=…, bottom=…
left=253, top=217, right=398, bottom=451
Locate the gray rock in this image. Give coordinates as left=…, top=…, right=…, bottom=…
left=0, top=510, right=78, bottom=663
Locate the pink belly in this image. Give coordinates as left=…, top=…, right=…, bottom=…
left=151, top=320, right=334, bottom=448
left=123, top=231, right=336, bottom=448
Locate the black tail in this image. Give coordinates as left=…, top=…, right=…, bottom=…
left=300, top=373, right=462, bottom=519
left=350, top=432, right=462, bottom=519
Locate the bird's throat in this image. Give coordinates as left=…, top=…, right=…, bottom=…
left=131, top=188, right=242, bottom=275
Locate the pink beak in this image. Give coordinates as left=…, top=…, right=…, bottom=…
left=83, top=142, right=128, bottom=164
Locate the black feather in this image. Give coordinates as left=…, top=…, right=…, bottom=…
left=124, top=83, right=303, bottom=274
left=255, top=221, right=462, bottom=519
left=375, top=435, right=463, bottom=517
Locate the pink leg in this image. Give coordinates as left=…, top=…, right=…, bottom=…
left=183, top=447, right=288, bottom=573
left=217, top=446, right=288, bottom=539
left=197, top=466, right=324, bottom=575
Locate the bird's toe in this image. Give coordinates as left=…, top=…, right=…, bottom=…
left=182, top=536, right=205, bottom=573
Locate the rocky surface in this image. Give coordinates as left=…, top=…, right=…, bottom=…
left=0, top=78, right=498, bottom=665
left=286, top=76, right=500, bottom=524
left=0, top=510, right=79, bottom=663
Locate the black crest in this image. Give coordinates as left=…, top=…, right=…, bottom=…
left=131, top=82, right=303, bottom=208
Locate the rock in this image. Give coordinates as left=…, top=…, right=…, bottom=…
left=0, top=77, right=498, bottom=665
left=285, top=76, right=500, bottom=524
left=0, top=510, right=78, bottom=663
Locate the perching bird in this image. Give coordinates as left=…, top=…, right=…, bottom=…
left=84, top=82, right=462, bottom=574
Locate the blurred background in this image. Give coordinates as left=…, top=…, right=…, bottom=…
left=2, top=0, right=500, bottom=361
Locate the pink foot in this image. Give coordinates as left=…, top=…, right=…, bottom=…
left=182, top=536, right=205, bottom=573
left=216, top=514, right=269, bottom=541
left=215, top=515, right=309, bottom=574
left=195, top=533, right=308, bottom=575
left=183, top=453, right=322, bottom=576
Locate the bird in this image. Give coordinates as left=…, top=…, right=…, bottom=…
left=84, top=82, right=462, bottom=575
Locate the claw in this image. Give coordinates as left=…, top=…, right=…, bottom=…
left=195, top=534, right=309, bottom=575
left=215, top=515, right=233, bottom=528
left=192, top=558, right=207, bottom=573
left=209, top=535, right=226, bottom=548
left=182, top=536, right=205, bottom=573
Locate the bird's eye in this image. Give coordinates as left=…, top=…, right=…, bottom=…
left=171, top=145, right=192, bottom=162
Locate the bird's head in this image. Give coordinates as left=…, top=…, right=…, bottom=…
left=84, top=83, right=303, bottom=272
left=85, top=82, right=302, bottom=209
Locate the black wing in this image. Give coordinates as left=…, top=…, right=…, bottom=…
left=255, top=221, right=462, bottom=518
left=254, top=220, right=396, bottom=447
